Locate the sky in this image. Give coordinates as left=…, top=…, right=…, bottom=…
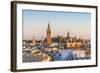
left=22, top=10, right=91, bottom=40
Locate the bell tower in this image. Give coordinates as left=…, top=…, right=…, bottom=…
left=47, top=22, right=52, bottom=44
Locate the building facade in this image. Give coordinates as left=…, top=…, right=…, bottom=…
left=66, top=32, right=82, bottom=50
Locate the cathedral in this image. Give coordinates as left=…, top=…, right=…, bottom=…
left=66, top=32, right=83, bottom=49
left=46, top=22, right=83, bottom=50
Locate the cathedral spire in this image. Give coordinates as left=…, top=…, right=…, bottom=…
left=66, top=31, right=71, bottom=39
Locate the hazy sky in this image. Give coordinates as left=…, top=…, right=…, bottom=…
left=23, top=10, right=91, bottom=40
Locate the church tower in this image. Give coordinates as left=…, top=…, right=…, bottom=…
left=47, top=22, right=52, bottom=44
left=66, top=32, right=71, bottom=39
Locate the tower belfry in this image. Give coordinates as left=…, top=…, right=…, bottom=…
left=48, top=22, right=50, bottom=31
left=47, top=22, right=52, bottom=44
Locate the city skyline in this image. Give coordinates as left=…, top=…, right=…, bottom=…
left=23, top=10, right=91, bottom=40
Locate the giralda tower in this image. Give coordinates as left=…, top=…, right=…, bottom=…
left=47, top=22, right=52, bottom=44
